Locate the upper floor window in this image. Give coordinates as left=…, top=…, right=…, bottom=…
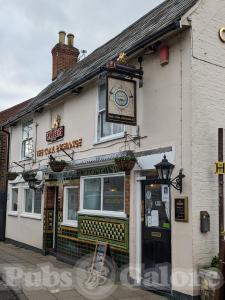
left=97, top=82, right=124, bottom=140
left=22, top=120, right=33, bottom=159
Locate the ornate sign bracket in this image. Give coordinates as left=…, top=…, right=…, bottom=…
left=101, top=61, right=143, bottom=82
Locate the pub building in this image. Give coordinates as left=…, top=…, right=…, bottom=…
left=3, top=0, right=225, bottom=299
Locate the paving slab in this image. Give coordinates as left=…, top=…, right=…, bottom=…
left=0, top=242, right=168, bottom=300
left=0, top=279, right=18, bottom=299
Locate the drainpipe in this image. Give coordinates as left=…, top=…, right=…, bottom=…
left=0, top=126, right=10, bottom=240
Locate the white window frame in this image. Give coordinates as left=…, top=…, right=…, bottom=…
left=21, top=186, right=42, bottom=220
left=8, top=186, right=19, bottom=216
left=21, top=120, right=33, bottom=160
left=62, top=186, right=79, bottom=228
left=79, top=173, right=126, bottom=218
left=96, top=82, right=125, bottom=143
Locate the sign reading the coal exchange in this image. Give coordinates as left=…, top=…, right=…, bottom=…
left=106, top=76, right=136, bottom=126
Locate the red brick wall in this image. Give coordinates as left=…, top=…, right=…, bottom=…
left=52, top=43, right=79, bottom=80
left=0, top=131, right=8, bottom=192
left=0, top=99, right=30, bottom=194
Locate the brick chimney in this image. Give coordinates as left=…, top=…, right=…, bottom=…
left=51, top=31, right=80, bottom=81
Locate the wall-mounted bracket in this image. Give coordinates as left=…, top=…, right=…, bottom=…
left=12, top=162, right=25, bottom=169
left=62, top=149, right=74, bottom=161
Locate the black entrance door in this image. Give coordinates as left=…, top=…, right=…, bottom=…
left=142, top=181, right=171, bottom=292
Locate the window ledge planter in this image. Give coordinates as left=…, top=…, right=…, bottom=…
left=7, top=172, right=18, bottom=181
left=49, top=160, right=67, bottom=172
left=115, top=151, right=136, bottom=174
left=22, top=171, right=37, bottom=182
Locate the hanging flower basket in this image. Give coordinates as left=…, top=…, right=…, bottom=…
left=49, top=160, right=67, bottom=172
left=22, top=171, right=37, bottom=182
left=7, top=172, right=18, bottom=181
left=115, top=151, right=136, bottom=174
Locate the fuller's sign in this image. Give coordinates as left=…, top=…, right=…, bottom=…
left=46, top=126, right=64, bottom=142
left=106, top=76, right=136, bottom=126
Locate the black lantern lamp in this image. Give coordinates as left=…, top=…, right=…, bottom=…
left=155, top=155, right=175, bottom=180
left=154, top=155, right=185, bottom=193
left=28, top=179, right=36, bottom=190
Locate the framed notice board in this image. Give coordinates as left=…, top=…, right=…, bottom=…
left=175, top=197, right=189, bottom=222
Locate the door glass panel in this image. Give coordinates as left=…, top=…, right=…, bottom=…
left=144, top=184, right=170, bottom=229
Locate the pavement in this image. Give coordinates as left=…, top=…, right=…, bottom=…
left=0, top=242, right=168, bottom=300
left=0, top=279, right=17, bottom=300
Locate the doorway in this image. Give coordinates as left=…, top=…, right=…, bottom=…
left=141, top=181, right=171, bottom=292
left=43, top=186, right=58, bottom=254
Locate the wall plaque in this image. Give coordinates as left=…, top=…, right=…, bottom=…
left=175, top=197, right=188, bottom=222
left=219, top=28, right=225, bottom=43
left=106, top=76, right=136, bottom=126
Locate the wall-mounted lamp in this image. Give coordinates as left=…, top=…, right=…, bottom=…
left=154, top=155, right=185, bottom=193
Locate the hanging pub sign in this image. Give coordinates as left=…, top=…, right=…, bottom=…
left=106, top=76, right=137, bottom=126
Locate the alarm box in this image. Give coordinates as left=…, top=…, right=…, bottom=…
left=200, top=211, right=210, bottom=233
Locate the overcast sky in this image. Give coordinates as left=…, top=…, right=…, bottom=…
left=0, top=0, right=163, bottom=111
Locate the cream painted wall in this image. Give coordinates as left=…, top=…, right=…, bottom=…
left=190, top=0, right=225, bottom=295
left=6, top=179, right=44, bottom=249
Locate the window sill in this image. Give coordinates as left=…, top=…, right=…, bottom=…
left=61, top=221, right=78, bottom=228
left=93, top=132, right=125, bottom=146
left=20, top=213, right=42, bottom=220
left=8, top=211, right=18, bottom=217
left=78, top=210, right=127, bottom=219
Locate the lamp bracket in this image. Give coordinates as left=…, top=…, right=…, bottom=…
left=124, top=132, right=145, bottom=147
left=170, top=169, right=185, bottom=194
left=13, top=162, right=25, bottom=169
left=28, top=179, right=44, bottom=191
left=62, top=149, right=74, bottom=161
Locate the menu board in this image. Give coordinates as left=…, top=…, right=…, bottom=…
left=175, top=197, right=188, bottom=222
left=91, top=242, right=108, bottom=274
